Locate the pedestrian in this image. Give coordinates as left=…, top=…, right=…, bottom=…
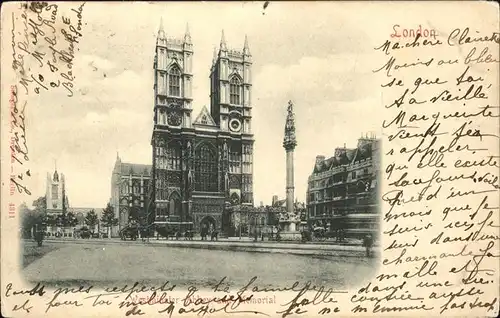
left=362, top=234, right=373, bottom=257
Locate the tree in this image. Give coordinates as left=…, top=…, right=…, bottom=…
left=85, top=210, right=99, bottom=231
left=66, top=211, right=78, bottom=227
left=56, top=212, right=66, bottom=227
left=20, top=202, right=41, bottom=239
left=32, top=196, right=46, bottom=213
left=31, top=196, right=49, bottom=231
left=100, top=203, right=118, bottom=238
left=62, top=190, right=69, bottom=214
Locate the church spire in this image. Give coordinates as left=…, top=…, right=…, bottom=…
left=157, top=17, right=166, bottom=42
left=283, top=100, right=297, bottom=151
left=184, top=22, right=191, bottom=44
left=53, top=159, right=59, bottom=182
left=220, top=29, right=227, bottom=51
left=243, top=34, right=250, bottom=56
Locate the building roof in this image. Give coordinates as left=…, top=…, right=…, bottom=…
left=313, top=138, right=378, bottom=174
left=120, top=163, right=152, bottom=176
left=352, top=140, right=373, bottom=162
left=271, top=198, right=306, bottom=210
left=272, top=199, right=286, bottom=207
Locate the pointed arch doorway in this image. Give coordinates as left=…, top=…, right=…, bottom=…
left=168, top=192, right=181, bottom=218
left=200, top=216, right=216, bottom=239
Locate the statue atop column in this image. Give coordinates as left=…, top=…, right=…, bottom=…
left=280, top=100, right=301, bottom=240
left=283, top=100, right=297, bottom=151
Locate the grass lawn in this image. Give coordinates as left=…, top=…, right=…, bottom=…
left=22, top=240, right=62, bottom=268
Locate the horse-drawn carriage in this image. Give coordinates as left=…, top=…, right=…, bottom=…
left=78, top=226, right=92, bottom=239
left=120, top=223, right=139, bottom=241
left=155, top=221, right=194, bottom=240
left=311, top=226, right=336, bottom=242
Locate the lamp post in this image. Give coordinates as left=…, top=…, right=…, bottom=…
left=239, top=211, right=242, bottom=240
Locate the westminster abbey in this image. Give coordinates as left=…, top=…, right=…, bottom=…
left=150, top=21, right=254, bottom=234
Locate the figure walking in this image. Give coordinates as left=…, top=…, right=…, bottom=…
left=363, top=234, right=373, bottom=257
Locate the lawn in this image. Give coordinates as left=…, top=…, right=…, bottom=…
left=22, top=240, right=62, bottom=268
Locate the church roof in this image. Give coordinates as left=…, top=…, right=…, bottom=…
left=120, top=163, right=152, bottom=176
left=352, top=141, right=373, bottom=162
left=193, top=106, right=217, bottom=126
left=313, top=138, right=377, bottom=174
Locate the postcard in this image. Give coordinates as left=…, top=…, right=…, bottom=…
left=1, top=1, right=499, bottom=317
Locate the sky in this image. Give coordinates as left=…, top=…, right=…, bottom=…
left=16, top=2, right=383, bottom=208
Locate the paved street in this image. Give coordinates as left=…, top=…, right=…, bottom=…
left=23, top=240, right=377, bottom=290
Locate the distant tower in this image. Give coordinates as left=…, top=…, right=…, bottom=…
left=46, top=166, right=67, bottom=215
left=283, top=100, right=297, bottom=215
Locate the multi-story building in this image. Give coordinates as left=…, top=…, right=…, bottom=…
left=110, top=154, right=152, bottom=235
left=46, top=169, right=68, bottom=215
left=150, top=22, right=254, bottom=235
left=306, top=135, right=380, bottom=239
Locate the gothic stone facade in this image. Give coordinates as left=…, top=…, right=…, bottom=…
left=110, top=156, right=151, bottom=235
left=151, top=24, right=254, bottom=234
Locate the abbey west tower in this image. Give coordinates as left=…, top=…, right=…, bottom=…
left=151, top=20, right=254, bottom=234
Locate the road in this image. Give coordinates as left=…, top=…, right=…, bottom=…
left=23, top=240, right=378, bottom=290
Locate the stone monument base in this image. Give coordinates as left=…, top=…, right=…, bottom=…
left=279, top=231, right=302, bottom=241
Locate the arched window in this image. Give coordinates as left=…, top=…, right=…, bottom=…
left=194, top=144, right=218, bottom=192
left=169, top=192, right=181, bottom=216
left=167, top=143, right=181, bottom=171
left=229, top=142, right=241, bottom=174
left=168, top=66, right=181, bottom=97
left=229, top=77, right=241, bottom=105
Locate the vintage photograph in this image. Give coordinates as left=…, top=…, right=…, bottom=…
left=13, top=2, right=382, bottom=290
